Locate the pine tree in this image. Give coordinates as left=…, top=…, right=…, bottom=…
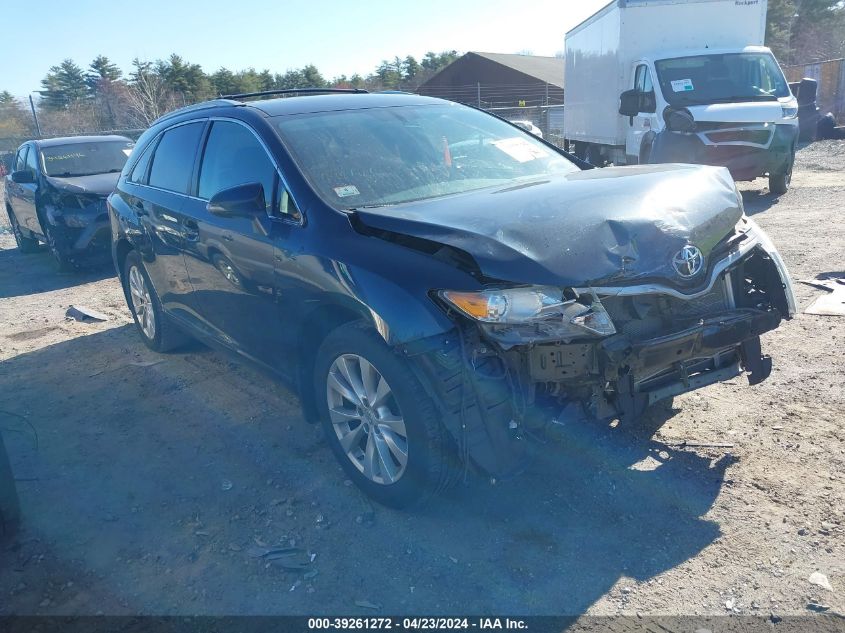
left=39, top=59, right=89, bottom=110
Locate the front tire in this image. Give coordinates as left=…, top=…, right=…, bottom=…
left=769, top=156, right=794, bottom=195
left=314, top=322, right=459, bottom=508
left=123, top=250, right=189, bottom=352
left=44, top=225, right=74, bottom=272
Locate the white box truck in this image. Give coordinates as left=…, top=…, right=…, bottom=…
left=563, top=0, right=799, bottom=193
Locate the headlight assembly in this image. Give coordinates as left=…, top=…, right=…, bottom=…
left=439, top=286, right=616, bottom=338
left=781, top=97, right=798, bottom=119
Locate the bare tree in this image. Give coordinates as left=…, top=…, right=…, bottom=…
left=124, top=65, right=177, bottom=126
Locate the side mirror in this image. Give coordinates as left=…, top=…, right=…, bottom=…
left=207, top=182, right=265, bottom=218
left=619, top=89, right=640, bottom=117
left=11, top=170, right=35, bottom=184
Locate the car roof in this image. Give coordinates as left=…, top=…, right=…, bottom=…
left=245, top=92, right=447, bottom=117
left=33, top=135, right=133, bottom=148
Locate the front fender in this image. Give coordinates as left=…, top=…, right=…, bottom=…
left=341, top=265, right=456, bottom=347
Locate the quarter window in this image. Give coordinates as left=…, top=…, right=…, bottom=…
left=128, top=140, right=156, bottom=184
left=148, top=122, right=204, bottom=194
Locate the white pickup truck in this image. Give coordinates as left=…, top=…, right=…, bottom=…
left=563, top=0, right=799, bottom=193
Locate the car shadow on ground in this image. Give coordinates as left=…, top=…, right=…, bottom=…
left=740, top=189, right=780, bottom=216
left=0, top=326, right=732, bottom=615
left=0, top=246, right=115, bottom=299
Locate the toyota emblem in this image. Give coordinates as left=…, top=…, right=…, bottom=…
left=673, top=245, right=704, bottom=278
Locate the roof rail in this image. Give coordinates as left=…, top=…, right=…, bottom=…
left=156, top=98, right=243, bottom=123
left=221, top=88, right=368, bottom=100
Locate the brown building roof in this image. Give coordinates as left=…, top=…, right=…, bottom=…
left=420, top=52, right=565, bottom=89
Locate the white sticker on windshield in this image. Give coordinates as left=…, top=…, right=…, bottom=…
left=491, top=137, right=550, bottom=163
left=122, top=148, right=132, bottom=156
left=671, top=78, right=694, bottom=92
left=333, top=185, right=360, bottom=198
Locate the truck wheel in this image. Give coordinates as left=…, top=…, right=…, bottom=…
left=314, top=322, right=460, bottom=508
left=585, top=144, right=604, bottom=167
left=123, top=250, right=190, bottom=352
left=8, top=209, right=40, bottom=253
left=769, top=158, right=793, bottom=195
left=639, top=140, right=653, bottom=165
left=0, top=432, right=20, bottom=541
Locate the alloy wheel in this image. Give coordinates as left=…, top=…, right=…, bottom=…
left=326, top=354, right=408, bottom=485
left=128, top=265, right=156, bottom=340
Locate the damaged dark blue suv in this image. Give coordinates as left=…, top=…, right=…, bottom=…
left=108, top=90, right=795, bottom=507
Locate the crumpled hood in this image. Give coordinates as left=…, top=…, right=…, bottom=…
left=45, top=172, right=119, bottom=197
left=352, top=164, right=742, bottom=287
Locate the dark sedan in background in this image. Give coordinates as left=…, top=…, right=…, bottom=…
left=4, top=135, right=133, bottom=270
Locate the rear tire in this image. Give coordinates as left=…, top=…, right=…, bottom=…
left=123, top=250, right=189, bottom=353
left=585, top=144, right=604, bottom=167
left=8, top=209, right=39, bottom=254
left=314, top=321, right=459, bottom=508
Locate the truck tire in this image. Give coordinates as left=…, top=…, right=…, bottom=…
left=585, top=144, right=604, bottom=167
left=0, top=432, right=20, bottom=541
left=639, top=140, right=653, bottom=165
left=769, top=157, right=793, bottom=196
left=314, top=321, right=461, bottom=508
left=8, top=209, right=40, bottom=254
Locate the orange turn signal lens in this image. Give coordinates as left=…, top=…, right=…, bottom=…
left=440, top=291, right=490, bottom=319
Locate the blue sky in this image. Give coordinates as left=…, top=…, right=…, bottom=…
left=3, top=0, right=606, bottom=96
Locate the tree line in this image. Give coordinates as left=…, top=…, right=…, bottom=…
left=1, top=0, right=843, bottom=143
left=0, top=50, right=460, bottom=142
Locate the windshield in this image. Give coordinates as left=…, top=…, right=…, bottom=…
left=655, top=52, right=790, bottom=107
left=40, top=140, right=133, bottom=177
left=275, top=104, right=578, bottom=209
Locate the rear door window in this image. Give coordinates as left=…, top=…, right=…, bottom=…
left=148, top=122, right=204, bottom=194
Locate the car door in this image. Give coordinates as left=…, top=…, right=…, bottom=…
left=180, top=118, right=296, bottom=367
left=625, top=64, right=658, bottom=162
left=136, top=120, right=207, bottom=321
left=8, top=145, right=40, bottom=234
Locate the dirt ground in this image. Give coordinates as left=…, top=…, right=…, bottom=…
left=0, top=143, right=843, bottom=619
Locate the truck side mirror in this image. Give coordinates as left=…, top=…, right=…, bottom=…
left=619, top=90, right=640, bottom=117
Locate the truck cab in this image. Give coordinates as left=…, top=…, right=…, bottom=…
left=618, top=47, right=798, bottom=192
left=563, top=0, right=797, bottom=194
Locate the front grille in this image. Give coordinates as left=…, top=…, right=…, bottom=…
left=705, top=129, right=772, bottom=145
left=602, top=281, right=731, bottom=341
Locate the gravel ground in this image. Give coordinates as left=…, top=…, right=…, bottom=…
left=0, top=143, right=843, bottom=619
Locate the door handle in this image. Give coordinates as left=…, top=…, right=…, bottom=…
left=222, top=232, right=234, bottom=242
left=182, top=219, right=200, bottom=241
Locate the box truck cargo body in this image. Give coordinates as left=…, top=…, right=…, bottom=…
left=563, top=0, right=799, bottom=193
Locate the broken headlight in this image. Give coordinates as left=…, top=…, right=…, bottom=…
left=744, top=218, right=797, bottom=317
left=439, top=286, right=616, bottom=337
